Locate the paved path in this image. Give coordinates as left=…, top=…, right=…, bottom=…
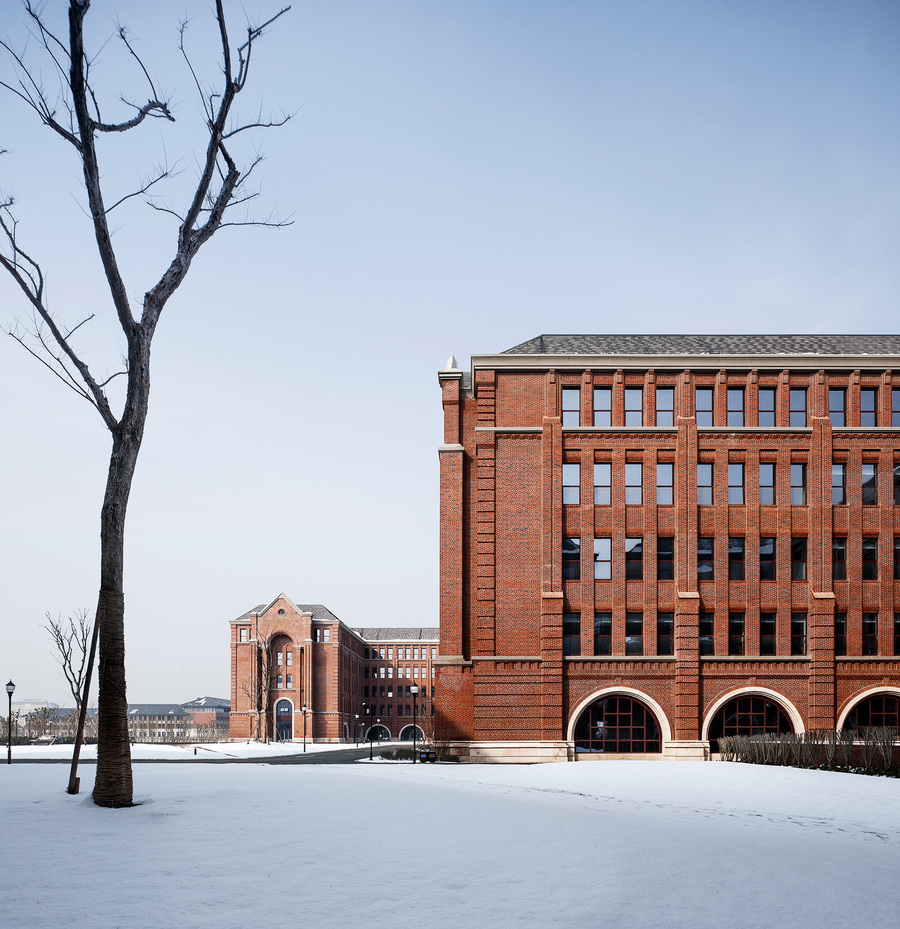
left=9, top=746, right=380, bottom=765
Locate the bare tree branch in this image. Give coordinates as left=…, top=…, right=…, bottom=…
left=43, top=609, right=93, bottom=712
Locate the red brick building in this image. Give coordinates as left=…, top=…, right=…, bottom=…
left=229, top=594, right=437, bottom=743
left=436, top=335, right=900, bottom=761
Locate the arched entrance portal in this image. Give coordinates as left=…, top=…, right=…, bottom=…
left=366, top=724, right=390, bottom=743
left=842, top=693, right=900, bottom=730
left=399, top=725, right=425, bottom=742
left=274, top=700, right=293, bottom=741
left=574, top=694, right=662, bottom=753
left=707, top=694, right=793, bottom=749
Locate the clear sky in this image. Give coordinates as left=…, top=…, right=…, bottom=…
left=1, top=0, right=898, bottom=705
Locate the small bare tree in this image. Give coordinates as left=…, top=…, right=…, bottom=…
left=240, top=630, right=277, bottom=742
left=43, top=609, right=92, bottom=714
left=1, top=1, right=290, bottom=806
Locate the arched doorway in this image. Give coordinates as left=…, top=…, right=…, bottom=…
left=842, top=692, right=900, bottom=730
left=707, top=694, right=793, bottom=750
left=573, top=694, right=662, bottom=753
left=274, top=699, right=293, bottom=741
left=399, top=725, right=425, bottom=742
left=366, top=724, right=390, bottom=743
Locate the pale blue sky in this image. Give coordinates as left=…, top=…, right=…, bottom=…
left=1, top=0, right=898, bottom=703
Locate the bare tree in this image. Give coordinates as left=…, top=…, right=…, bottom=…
left=43, top=609, right=92, bottom=714
left=239, top=630, right=277, bottom=743
left=0, top=1, right=290, bottom=806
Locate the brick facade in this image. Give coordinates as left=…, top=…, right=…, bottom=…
left=436, top=335, right=900, bottom=761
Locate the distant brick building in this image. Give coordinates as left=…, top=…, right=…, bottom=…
left=229, top=594, right=438, bottom=743
left=436, top=335, right=900, bottom=761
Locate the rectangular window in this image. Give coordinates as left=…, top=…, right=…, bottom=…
left=759, top=537, right=776, bottom=580
left=594, top=463, right=611, bottom=505
left=625, top=612, right=643, bottom=656
left=285, top=675, right=293, bottom=689
left=862, top=463, right=878, bottom=505
left=894, top=614, right=900, bottom=656
left=655, top=387, right=675, bottom=427
left=656, top=462, right=674, bottom=505
left=624, top=388, right=643, bottom=426
left=828, top=388, right=845, bottom=427
left=625, top=538, right=643, bottom=580
left=894, top=464, right=900, bottom=505
left=656, top=612, right=674, bottom=656
left=832, top=537, right=846, bottom=581
left=276, top=651, right=283, bottom=665
left=862, top=537, right=878, bottom=580
left=388, top=648, right=393, bottom=659
left=593, top=538, right=612, bottom=580
left=832, top=463, right=846, bottom=504
left=276, top=674, right=283, bottom=688
left=789, top=388, right=807, bottom=426
left=562, top=613, right=581, bottom=656
left=895, top=538, right=900, bottom=581
left=380, top=667, right=386, bottom=678
left=728, top=613, right=745, bottom=656
left=862, top=613, right=878, bottom=655
left=657, top=537, right=674, bottom=581
left=413, top=667, right=419, bottom=678
left=727, top=388, right=744, bottom=427
left=699, top=612, right=714, bottom=656
left=562, top=538, right=580, bottom=580
left=593, top=387, right=612, bottom=427
left=791, top=613, right=807, bottom=656
left=759, top=613, right=776, bottom=656
left=323, top=629, right=330, bottom=642
left=759, top=462, right=776, bottom=506
left=697, top=462, right=713, bottom=505
left=860, top=388, right=877, bottom=427
left=406, top=647, right=411, bottom=660
left=388, top=666, right=393, bottom=678
left=790, top=463, right=806, bottom=505
left=239, top=628, right=247, bottom=643
left=286, top=651, right=292, bottom=665
left=561, top=388, right=580, bottom=427
left=758, top=387, right=776, bottom=427
left=695, top=387, right=714, bottom=427
left=728, top=538, right=745, bottom=580
left=625, top=462, right=643, bottom=504
left=431, top=648, right=436, bottom=659
left=697, top=537, right=714, bottom=581
left=593, top=612, right=612, bottom=656
left=894, top=388, right=900, bottom=427
left=562, top=463, right=580, bottom=505
left=834, top=612, right=846, bottom=657
left=791, top=537, right=807, bottom=580
left=414, top=647, right=419, bottom=660
left=727, top=463, right=744, bottom=504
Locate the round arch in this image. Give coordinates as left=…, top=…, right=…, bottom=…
left=365, top=724, right=390, bottom=742
left=399, top=725, right=425, bottom=742
left=567, top=687, right=673, bottom=748
left=273, top=697, right=294, bottom=741
left=701, top=687, right=803, bottom=741
left=837, top=687, right=900, bottom=731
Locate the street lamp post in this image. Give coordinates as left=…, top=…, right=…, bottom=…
left=368, top=705, right=375, bottom=761
left=410, top=684, right=419, bottom=763
left=301, top=704, right=308, bottom=752
left=6, top=680, right=15, bottom=765
left=355, top=713, right=360, bottom=746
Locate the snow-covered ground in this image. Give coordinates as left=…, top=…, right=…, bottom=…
left=10, top=739, right=365, bottom=761
left=3, top=759, right=898, bottom=929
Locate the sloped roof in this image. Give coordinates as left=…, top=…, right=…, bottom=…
left=233, top=602, right=342, bottom=623
left=502, top=334, right=900, bottom=356
left=353, top=627, right=439, bottom=641
left=181, top=696, right=230, bottom=710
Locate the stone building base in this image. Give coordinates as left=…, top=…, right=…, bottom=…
left=450, top=740, right=711, bottom=763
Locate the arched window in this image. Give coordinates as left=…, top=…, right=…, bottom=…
left=574, top=695, right=661, bottom=753
left=274, top=700, right=293, bottom=741
left=843, top=694, right=900, bottom=730
left=708, top=695, right=793, bottom=743
left=399, top=725, right=425, bottom=742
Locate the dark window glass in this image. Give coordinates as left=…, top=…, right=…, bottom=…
left=624, top=388, right=643, bottom=427
left=862, top=613, right=878, bottom=655
left=697, top=462, right=713, bottom=505
left=832, top=463, right=846, bottom=504
left=561, top=388, right=580, bottom=427
left=844, top=694, right=900, bottom=730
left=593, top=612, right=612, bottom=655
left=625, top=538, right=643, bottom=580
left=562, top=463, right=580, bottom=505
left=625, top=462, right=643, bottom=504
left=828, top=388, right=845, bottom=427
left=860, top=388, right=877, bottom=427
left=760, top=537, right=776, bottom=580
left=728, top=538, right=745, bottom=580
left=895, top=538, right=900, bottom=582
left=789, top=389, right=807, bottom=427
left=758, top=387, right=776, bottom=427
left=727, top=388, right=744, bottom=427
left=594, top=537, right=612, bottom=580
left=563, top=612, right=581, bottom=656
left=699, top=612, right=714, bottom=656
left=574, top=695, right=661, bottom=753
left=834, top=612, right=846, bottom=657
left=593, top=387, right=612, bottom=427
left=791, top=538, right=807, bottom=580
left=728, top=612, right=745, bottom=656
left=791, top=613, right=807, bottom=655
left=709, top=696, right=792, bottom=744
left=862, top=537, right=878, bottom=580
left=562, top=537, right=580, bottom=580
left=657, top=612, right=674, bottom=656
left=656, top=462, right=674, bottom=505
left=790, top=463, right=806, bottom=505
left=698, top=537, right=714, bottom=581
left=759, top=462, right=775, bottom=505
left=625, top=612, right=643, bottom=655
left=657, top=537, right=674, bottom=581
left=695, top=387, right=714, bottom=426
left=893, top=388, right=900, bottom=427
left=759, top=613, right=776, bottom=656
left=894, top=464, right=900, bottom=505
left=656, top=387, right=675, bottom=427
left=728, top=463, right=744, bottom=504
left=862, top=463, right=878, bottom=505
left=832, top=538, right=846, bottom=581
left=594, top=462, right=611, bottom=505
left=895, top=613, right=900, bottom=656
